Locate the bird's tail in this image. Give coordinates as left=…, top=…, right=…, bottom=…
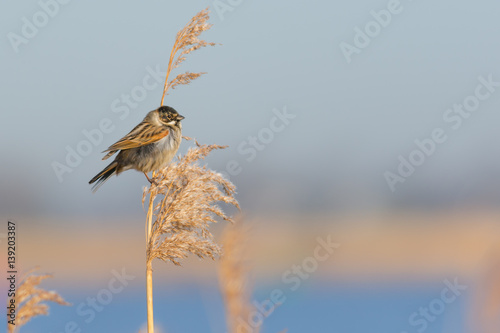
left=89, top=161, right=118, bottom=192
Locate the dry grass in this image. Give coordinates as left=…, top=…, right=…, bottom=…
left=470, top=251, right=500, bottom=333
left=143, top=8, right=225, bottom=332
left=218, top=221, right=255, bottom=333
left=160, top=7, right=216, bottom=105
left=142, top=139, right=238, bottom=332
left=144, top=140, right=239, bottom=266
left=218, top=222, right=287, bottom=333
left=7, top=268, right=69, bottom=333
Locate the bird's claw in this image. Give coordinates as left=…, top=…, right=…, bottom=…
left=144, top=172, right=159, bottom=187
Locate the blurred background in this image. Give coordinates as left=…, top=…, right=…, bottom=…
left=1, top=0, right=500, bottom=332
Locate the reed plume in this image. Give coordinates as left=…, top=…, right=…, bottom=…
left=144, top=140, right=239, bottom=266
left=160, top=7, right=216, bottom=105
left=7, top=268, right=69, bottom=333
left=219, top=223, right=288, bottom=333
left=218, top=222, right=257, bottom=333
left=143, top=140, right=238, bottom=333
left=470, top=253, right=500, bottom=333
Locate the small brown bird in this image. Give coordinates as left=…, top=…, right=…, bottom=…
left=89, top=106, right=184, bottom=191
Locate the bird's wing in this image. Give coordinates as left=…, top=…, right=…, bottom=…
left=102, top=121, right=169, bottom=160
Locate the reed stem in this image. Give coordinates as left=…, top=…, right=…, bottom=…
left=146, top=260, right=154, bottom=333
left=146, top=187, right=155, bottom=333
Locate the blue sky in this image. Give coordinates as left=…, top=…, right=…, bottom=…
left=2, top=0, right=500, bottom=220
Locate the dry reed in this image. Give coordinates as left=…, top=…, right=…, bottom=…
left=142, top=140, right=238, bottom=333
left=218, top=222, right=256, bottom=333
left=218, top=223, right=288, bottom=333
left=470, top=253, right=500, bottom=333
left=7, top=268, right=69, bottom=333
left=143, top=140, right=239, bottom=266
left=142, top=8, right=230, bottom=333
left=160, top=7, right=216, bottom=105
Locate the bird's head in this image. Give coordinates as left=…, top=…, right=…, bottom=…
left=157, top=106, right=184, bottom=127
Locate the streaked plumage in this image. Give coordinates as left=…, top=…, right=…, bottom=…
left=89, top=106, right=184, bottom=191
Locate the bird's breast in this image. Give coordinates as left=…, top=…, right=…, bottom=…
left=134, top=128, right=181, bottom=172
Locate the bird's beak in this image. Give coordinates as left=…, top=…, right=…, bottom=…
left=177, top=114, right=185, bottom=120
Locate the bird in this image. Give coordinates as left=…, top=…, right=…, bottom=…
left=89, top=105, right=184, bottom=192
